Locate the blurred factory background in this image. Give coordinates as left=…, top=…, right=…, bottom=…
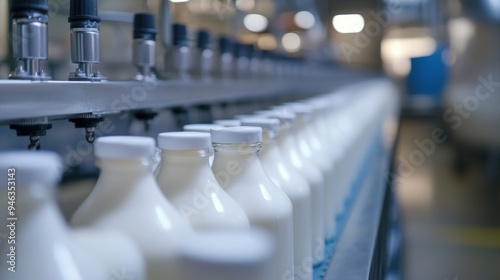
left=1, top=0, right=500, bottom=279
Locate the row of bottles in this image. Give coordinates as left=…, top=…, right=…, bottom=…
left=0, top=80, right=395, bottom=280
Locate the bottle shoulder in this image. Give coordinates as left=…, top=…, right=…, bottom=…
left=71, top=175, right=190, bottom=235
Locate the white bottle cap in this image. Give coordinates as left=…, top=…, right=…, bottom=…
left=281, top=103, right=314, bottom=115
left=233, top=114, right=257, bottom=120
left=328, top=93, right=350, bottom=107
left=253, top=110, right=273, bottom=116
left=210, top=126, right=262, bottom=143
left=158, top=132, right=211, bottom=150
left=240, top=118, right=280, bottom=133
left=184, top=124, right=224, bottom=133
left=254, top=110, right=296, bottom=124
left=213, top=119, right=241, bottom=127
left=178, top=230, right=274, bottom=280
left=94, top=136, right=155, bottom=159
left=304, top=99, right=329, bottom=112
left=0, top=151, right=62, bottom=186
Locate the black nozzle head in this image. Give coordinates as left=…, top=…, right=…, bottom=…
left=10, top=0, right=48, bottom=17
left=68, top=0, right=100, bottom=27
left=196, top=30, right=211, bottom=50
left=218, top=36, right=233, bottom=54
left=172, top=23, right=188, bottom=47
left=133, top=13, right=156, bottom=40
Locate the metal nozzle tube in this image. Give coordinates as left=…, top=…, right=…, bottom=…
left=70, top=27, right=100, bottom=64
left=132, top=13, right=157, bottom=80
left=9, top=0, right=50, bottom=80
left=68, top=0, right=102, bottom=81
left=69, top=27, right=100, bottom=80
left=133, top=39, right=155, bottom=78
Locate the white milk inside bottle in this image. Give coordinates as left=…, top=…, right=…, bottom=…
left=178, top=230, right=275, bottom=280
left=71, top=136, right=192, bottom=280
left=322, top=94, right=353, bottom=225
left=305, top=97, right=342, bottom=240
left=260, top=110, right=326, bottom=264
left=288, top=103, right=337, bottom=242
left=241, top=118, right=313, bottom=280
left=0, top=151, right=106, bottom=280
left=332, top=94, right=364, bottom=216
left=210, top=126, right=294, bottom=279
left=156, top=131, right=250, bottom=230
left=279, top=104, right=332, bottom=239
left=72, top=229, right=146, bottom=280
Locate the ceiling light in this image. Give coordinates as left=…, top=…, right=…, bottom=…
left=332, top=14, right=365, bottom=33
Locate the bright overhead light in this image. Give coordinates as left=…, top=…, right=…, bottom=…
left=332, top=14, right=365, bottom=33
left=282, top=32, right=301, bottom=52
left=170, top=0, right=190, bottom=3
left=294, top=11, right=315, bottom=29
left=243, top=14, right=268, bottom=33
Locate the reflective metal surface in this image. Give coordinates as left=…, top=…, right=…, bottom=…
left=10, top=18, right=49, bottom=80
left=174, top=46, right=191, bottom=79
left=70, top=28, right=100, bottom=63
left=69, top=27, right=101, bottom=81
left=219, top=53, right=233, bottom=78
left=0, top=74, right=378, bottom=123
left=12, top=19, right=48, bottom=60
left=198, top=49, right=214, bottom=78
left=133, top=39, right=155, bottom=68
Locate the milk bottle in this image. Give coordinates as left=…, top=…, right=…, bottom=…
left=285, top=103, right=336, bottom=241
left=210, top=127, right=294, bottom=279
left=156, top=131, right=250, bottom=230
left=178, top=230, right=275, bottom=280
left=303, top=98, right=343, bottom=238
left=0, top=151, right=106, bottom=280
left=241, top=118, right=313, bottom=280
left=71, top=136, right=191, bottom=280
left=256, top=110, right=325, bottom=264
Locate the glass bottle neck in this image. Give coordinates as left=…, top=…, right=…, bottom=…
left=213, top=142, right=262, bottom=154
left=212, top=143, right=262, bottom=168
left=97, top=157, right=153, bottom=174
left=261, top=131, right=277, bottom=151
left=159, top=149, right=211, bottom=166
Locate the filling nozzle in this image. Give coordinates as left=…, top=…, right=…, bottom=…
left=9, top=117, right=52, bottom=150
left=195, top=30, right=213, bottom=80
left=133, top=13, right=157, bottom=81
left=234, top=42, right=250, bottom=78
left=171, top=23, right=191, bottom=80
left=68, top=0, right=102, bottom=81
left=9, top=0, right=50, bottom=80
left=247, top=44, right=261, bottom=78
left=218, top=36, right=233, bottom=79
